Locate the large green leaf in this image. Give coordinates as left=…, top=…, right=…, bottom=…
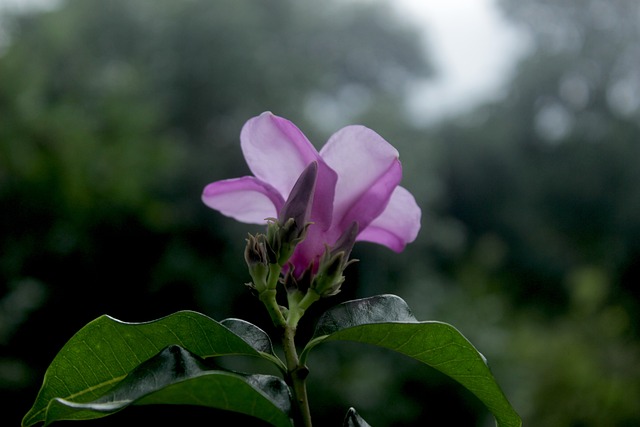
left=220, top=318, right=275, bottom=355
left=220, top=318, right=285, bottom=371
left=301, top=294, right=521, bottom=427
left=39, top=345, right=292, bottom=426
left=23, top=311, right=282, bottom=426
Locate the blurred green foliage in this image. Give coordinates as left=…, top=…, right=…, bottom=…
left=1, top=0, right=639, bottom=426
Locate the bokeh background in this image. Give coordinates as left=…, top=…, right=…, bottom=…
left=1, top=0, right=639, bottom=426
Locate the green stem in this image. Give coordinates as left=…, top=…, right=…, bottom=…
left=259, top=262, right=317, bottom=425
left=257, top=263, right=286, bottom=328
left=282, top=325, right=312, bottom=427
left=287, top=289, right=321, bottom=329
left=259, top=289, right=286, bottom=329
left=298, top=289, right=321, bottom=312
left=267, top=263, right=282, bottom=290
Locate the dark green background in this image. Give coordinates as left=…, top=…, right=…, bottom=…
left=1, top=0, right=639, bottom=425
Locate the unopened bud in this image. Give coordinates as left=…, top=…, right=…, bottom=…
left=244, top=233, right=269, bottom=292
left=278, top=162, right=317, bottom=227
left=311, top=250, right=347, bottom=297
left=283, top=264, right=313, bottom=294
left=265, top=219, right=281, bottom=264
left=277, top=218, right=311, bottom=265
left=267, top=162, right=318, bottom=266
left=332, top=221, right=358, bottom=259
left=310, top=222, right=359, bottom=297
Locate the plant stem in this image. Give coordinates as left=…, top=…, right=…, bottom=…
left=282, top=325, right=312, bottom=427
left=260, top=262, right=317, bottom=425
left=286, top=289, right=320, bottom=328
left=259, top=289, right=286, bottom=328
left=258, top=263, right=287, bottom=328
left=267, top=263, right=281, bottom=290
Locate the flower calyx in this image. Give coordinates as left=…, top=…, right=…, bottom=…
left=244, top=233, right=271, bottom=293
left=311, top=221, right=359, bottom=297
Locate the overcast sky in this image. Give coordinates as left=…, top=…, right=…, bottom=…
left=0, top=0, right=531, bottom=125
left=390, top=0, right=531, bottom=125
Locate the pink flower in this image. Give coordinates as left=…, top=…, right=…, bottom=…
left=202, top=112, right=421, bottom=277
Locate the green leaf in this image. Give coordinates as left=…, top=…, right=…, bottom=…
left=40, top=345, right=292, bottom=426
left=301, top=295, right=521, bottom=427
left=22, top=310, right=282, bottom=427
left=221, top=318, right=275, bottom=354
left=221, top=318, right=287, bottom=372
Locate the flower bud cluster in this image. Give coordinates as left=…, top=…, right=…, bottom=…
left=244, top=216, right=311, bottom=294
left=242, top=161, right=358, bottom=328
left=244, top=161, right=318, bottom=296
left=266, top=217, right=311, bottom=267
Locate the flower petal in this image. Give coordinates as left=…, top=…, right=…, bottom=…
left=320, top=125, right=402, bottom=232
left=241, top=112, right=337, bottom=231
left=201, top=176, right=285, bottom=224
left=240, top=112, right=319, bottom=197
left=356, top=186, right=421, bottom=252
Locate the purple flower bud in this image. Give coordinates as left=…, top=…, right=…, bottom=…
left=278, top=161, right=317, bottom=228
left=267, top=161, right=318, bottom=265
